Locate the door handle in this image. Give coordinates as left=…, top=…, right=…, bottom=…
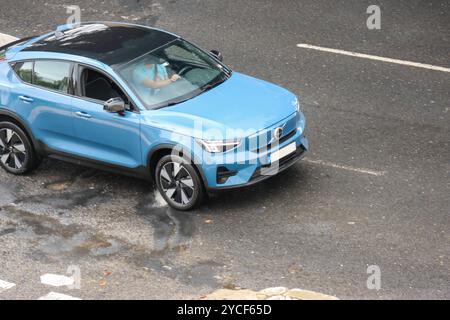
left=19, top=95, right=34, bottom=103
left=75, top=111, right=92, bottom=119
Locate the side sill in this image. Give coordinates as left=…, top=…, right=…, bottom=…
left=39, top=141, right=151, bottom=181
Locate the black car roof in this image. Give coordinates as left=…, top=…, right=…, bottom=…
left=22, top=22, right=178, bottom=67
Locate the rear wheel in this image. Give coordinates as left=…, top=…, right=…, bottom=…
left=155, top=154, right=204, bottom=211
left=0, top=121, right=39, bottom=174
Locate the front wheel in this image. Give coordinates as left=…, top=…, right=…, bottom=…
left=155, top=154, right=204, bottom=211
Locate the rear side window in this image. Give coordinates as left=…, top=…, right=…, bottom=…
left=34, top=60, right=71, bottom=93
left=13, top=61, right=33, bottom=84
left=12, top=60, right=72, bottom=94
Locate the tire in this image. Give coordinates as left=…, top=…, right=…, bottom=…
left=155, top=154, right=204, bottom=211
left=0, top=121, right=40, bottom=174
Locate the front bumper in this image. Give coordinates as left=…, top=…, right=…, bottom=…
left=200, top=126, right=309, bottom=190
left=209, top=142, right=308, bottom=190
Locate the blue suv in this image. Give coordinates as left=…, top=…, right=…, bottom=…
left=0, top=22, right=308, bottom=210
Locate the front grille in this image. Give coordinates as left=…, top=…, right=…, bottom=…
left=276, top=128, right=297, bottom=146
left=255, top=128, right=297, bottom=154
left=248, top=113, right=298, bottom=152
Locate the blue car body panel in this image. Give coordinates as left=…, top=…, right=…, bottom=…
left=163, top=72, right=297, bottom=136
left=71, top=95, right=142, bottom=168
left=0, top=24, right=308, bottom=190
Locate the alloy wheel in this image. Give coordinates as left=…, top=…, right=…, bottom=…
left=0, top=128, right=27, bottom=170
left=159, top=161, right=195, bottom=206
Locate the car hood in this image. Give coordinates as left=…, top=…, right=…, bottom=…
left=141, top=72, right=298, bottom=140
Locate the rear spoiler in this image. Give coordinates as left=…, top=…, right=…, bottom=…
left=0, top=36, right=37, bottom=61
left=0, top=36, right=35, bottom=52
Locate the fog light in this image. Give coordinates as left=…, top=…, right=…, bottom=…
left=216, top=166, right=237, bottom=184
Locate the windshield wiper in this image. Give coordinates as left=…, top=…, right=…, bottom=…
left=159, top=97, right=192, bottom=108
left=200, top=77, right=227, bottom=93
left=219, top=65, right=232, bottom=78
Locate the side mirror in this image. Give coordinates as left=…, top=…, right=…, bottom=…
left=104, top=97, right=125, bottom=114
left=210, top=50, right=223, bottom=62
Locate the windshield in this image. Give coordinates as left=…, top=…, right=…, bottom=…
left=117, top=39, right=231, bottom=109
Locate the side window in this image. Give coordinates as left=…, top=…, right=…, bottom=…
left=80, top=67, right=129, bottom=104
left=33, top=60, right=71, bottom=93
left=13, top=61, right=33, bottom=84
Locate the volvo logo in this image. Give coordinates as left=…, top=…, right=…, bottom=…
left=273, top=127, right=284, bottom=140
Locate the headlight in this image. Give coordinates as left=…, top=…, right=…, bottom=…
left=197, top=139, right=241, bottom=153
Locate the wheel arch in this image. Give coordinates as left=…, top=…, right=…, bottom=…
left=0, top=109, right=41, bottom=154
left=147, top=143, right=209, bottom=189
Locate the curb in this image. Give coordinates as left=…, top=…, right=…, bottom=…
left=0, top=33, right=18, bottom=46
left=202, top=287, right=339, bottom=300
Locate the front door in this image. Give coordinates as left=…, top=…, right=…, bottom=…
left=72, top=65, right=142, bottom=168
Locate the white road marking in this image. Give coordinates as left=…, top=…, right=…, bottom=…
left=296, top=43, right=450, bottom=73
left=40, top=274, right=74, bottom=287
left=303, top=158, right=385, bottom=176
left=38, top=292, right=82, bottom=300
left=0, top=33, right=18, bottom=46
left=0, top=279, right=16, bottom=290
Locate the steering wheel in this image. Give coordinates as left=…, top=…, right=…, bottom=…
left=178, top=66, right=194, bottom=76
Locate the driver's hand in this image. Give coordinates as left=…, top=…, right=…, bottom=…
left=170, top=74, right=181, bottom=82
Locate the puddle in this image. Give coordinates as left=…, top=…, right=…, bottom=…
left=0, top=227, right=16, bottom=237
left=0, top=205, right=121, bottom=260
left=172, top=260, right=224, bottom=288
left=90, top=239, right=121, bottom=256
left=0, top=178, right=222, bottom=289
left=1, top=202, right=224, bottom=289
left=43, top=168, right=100, bottom=192
left=38, top=231, right=121, bottom=257
left=137, top=192, right=195, bottom=253
left=130, top=251, right=223, bottom=288
left=16, top=189, right=110, bottom=210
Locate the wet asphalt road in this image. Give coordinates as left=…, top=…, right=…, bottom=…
left=0, top=0, right=449, bottom=299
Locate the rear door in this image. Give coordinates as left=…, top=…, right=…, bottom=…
left=71, top=64, right=142, bottom=168
left=9, top=59, right=76, bottom=153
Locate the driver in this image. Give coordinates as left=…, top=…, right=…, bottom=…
left=133, top=55, right=181, bottom=92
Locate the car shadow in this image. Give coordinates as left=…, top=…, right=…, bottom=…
left=196, top=163, right=314, bottom=214
left=27, top=158, right=314, bottom=215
